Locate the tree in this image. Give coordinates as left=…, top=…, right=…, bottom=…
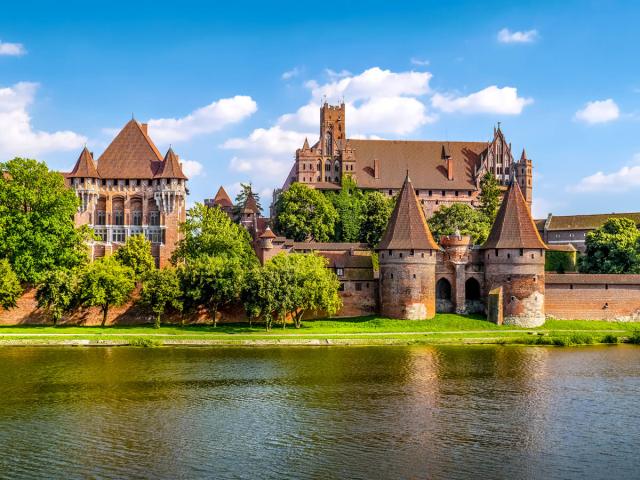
left=478, top=172, right=501, bottom=224
left=0, top=158, right=90, bottom=283
left=579, top=218, right=640, bottom=274
left=233, top=183, right=262, bottom=218
left=171, top=203, right=257, bottom=265
left=179, top=256, right=245, bottom=326
left=326, top=176, right=364, bottom=242
left=360, top=191, right=395, bottom=247
left=114, top=234, right=155, bottom=280
left=274, top=183, right=338, bottom=242
left=428, top=203, right=491, bottom=245
left=0, top=259, right=22, bottom=310
left=79, top=257, right=135, bottom=326
left=140, top=268, right=183, bottom=328
left=36, top=268, right=79, bottom=325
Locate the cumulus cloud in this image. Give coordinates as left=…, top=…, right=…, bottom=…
left=147, top=95, right=257, bottom=144
left=569, top=156, right=640, bottom=193
left=282, top=67, right=301, bottom=80
left=574, top=99, right=620, bottom=124
left=223, top=126, right=312, bottom=155
left=497, top=28, right=539, bottom=44
left=0, top=40, right=26, bottom=56
left=229, top=156, right=292, bottom=179
left=325, top=69, right=352, bottom=80
left=431, top=86, right=533, bottom=115
left=0, top=82, right=86, bottom=158
left=180, top=159, right=204, bottom=178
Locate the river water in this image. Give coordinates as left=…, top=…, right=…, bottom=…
left=0, top=345, right=639, bottom=479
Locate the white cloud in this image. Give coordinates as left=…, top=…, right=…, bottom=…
left=325, top=69, right=352, bottom=80
left=282, top=67, right=301, bottom=80
left=223, top=126, right=312, bottom=155
left=431, top=85, right=533, bottom=115
left=180, top=159, right=204, bottom=178
left=0, top=82, right=86, bottom=159
left=410, top=57, right=430, bottom=66
left=569, top=159, right=640, bottom=193
left=497, top=28, right=539, bottom=44
left=229, top=156, right=291, bottom=179
left=147, top=95, right=257, bottom=144
left=574, top=99, right=620, bottom=124
left=0, top=40, right=26, bottom=56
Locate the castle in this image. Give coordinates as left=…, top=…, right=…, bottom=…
left=67, top=120, right=187, bottom=267
left=281, top=103, right=533, bottom=215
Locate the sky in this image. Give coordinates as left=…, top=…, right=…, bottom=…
left=1, top=0, right=639, bottom=219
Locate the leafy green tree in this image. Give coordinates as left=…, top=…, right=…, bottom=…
left=0, top=259, right=22, bottom=310
left=428, top=203, right=491, bottom=245
left=79, top=257, right=135, bottom=326
left=579, top=218, right=640, bottom=274
left=360, top=191, right=395, bottom=247
left=179, top=256, right=245, bottom=326
left=233, top=182, right=262, bottom=218
left=274, top=183, right=338, bottom=241
left=0, top=158, right=91, bottom=283
left=114, top=234, right=155, bottom=280
left=36, top=268, right=80, bottom=325
left=171, top=203, right=257, bottom=265
left=326, top=176, right=364, bottom=242
left=478, top=172, right=501, bottom=224
left=242, top=265, right=277, bottom=331
left=140, top=268, right=183, bottom=328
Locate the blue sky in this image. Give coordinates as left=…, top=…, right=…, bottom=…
left=1, top=0, right=639, bottom=218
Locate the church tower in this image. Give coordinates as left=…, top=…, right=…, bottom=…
left=515, top=149, right=533, bottom=211
left=481, top=177, right=547, bottom=327
left=377, top=172, right=440, bottom=319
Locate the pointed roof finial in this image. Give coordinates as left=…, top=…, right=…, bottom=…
left=405, top=169, right=411, bottom=183
left=497, top=121, right=502, bottom=131
left=520, top=148, right=528, bottom=161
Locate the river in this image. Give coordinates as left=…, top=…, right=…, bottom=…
left=0, top=345, right=639, bottom=479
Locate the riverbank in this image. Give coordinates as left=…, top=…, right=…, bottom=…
left=1, top=314, right=639, bottom=346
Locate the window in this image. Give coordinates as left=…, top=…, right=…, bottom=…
left=519, top=249, right=524, bottom=256
left=94, top=228, right=107, bottom=241
left=96, top=210, right=106, bottom=226
left=338, top=283, right=345, bottom=291
left=441, top=190, right=445, bottom=196
left=132, top=211, right=142, bottom=226
left=146, top=229, right=161, bottom=243
left=388, top=189, right=393, bottom=196
left=149, top=211, right=160, bottom=226
left=112, top=229, right=126, bottom=243
left=355, top=283, right=362, bottom=291
left=114, top=210, right=124, bottom=226
left=428, top=190, right=432, bottom=196
left=399, top=252, right=403, bottom=258
left=336, top=268, right=344, bottom=277
left=455, top=191, right=459, bottom=197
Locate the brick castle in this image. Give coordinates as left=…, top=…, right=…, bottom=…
left=67, top=119, right=187, bottom=267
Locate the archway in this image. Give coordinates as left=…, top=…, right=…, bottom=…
left=465, top=277, right=483, bottom=313
left=436, top=278, right=453, bottom=313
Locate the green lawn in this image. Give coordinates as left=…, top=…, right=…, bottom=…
left=0, top=314, right=638, bottom=346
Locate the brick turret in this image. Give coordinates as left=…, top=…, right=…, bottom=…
left=481, top=177, right=547, bottom=326
left=377, top=172, right=440, bottom=319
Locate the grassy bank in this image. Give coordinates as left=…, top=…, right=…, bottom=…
left=1, top=314, right=639, bottom=347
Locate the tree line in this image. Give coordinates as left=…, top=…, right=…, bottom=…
left=0, top=158, right=341, bottom=328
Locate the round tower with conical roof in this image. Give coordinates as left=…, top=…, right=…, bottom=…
left=376, top=173, right=440, bottom=319
left=481, top=179, right=547, bottom=327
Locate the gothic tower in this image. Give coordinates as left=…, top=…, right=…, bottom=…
left=481, top=177, right=547, bottom=327
left=377, top=172, right=440, bottom=319
left=515, top=148, right=533, bottom=211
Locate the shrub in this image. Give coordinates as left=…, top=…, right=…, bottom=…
left=545, top=250, right=577, bottom=273
left=568, top=333, right=594, bottom=345
left=626, top=331, right=640, bottom=345
left=129, top=337, right=162, bottom=347
left=601, top=334, right=619, bottom=344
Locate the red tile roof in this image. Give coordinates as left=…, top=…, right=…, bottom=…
left=97, top=119, right=164, bottom=179
left=482, top=181, right=546, bottom=249
left=546, top=212, right=640, bottom=231
left=347, top=139, right=486, bottom=190
left=546, top=273, right=640, bottom=285
left=68, top=147, right=99, bottom=178
left=377, top=173, right=439, bottom=250
left=156, top=148, right=187, bottom=180
left=213, top=186, right=233, bottom=207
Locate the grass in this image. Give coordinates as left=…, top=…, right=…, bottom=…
left=0, top=314, right=639, bottom=347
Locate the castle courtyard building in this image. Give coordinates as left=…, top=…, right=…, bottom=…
left=281, top=103, right=533, bottom=216
left=67, top=119, right=187, bottom=267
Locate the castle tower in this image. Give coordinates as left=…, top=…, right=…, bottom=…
left=440, top=231, right=473, bottom=314
left=68, top=147, right=100, bottom=221
left=515, top=149, right=533, bottom=211
left=481, top=178, right=547, bottom=327
left=377, top=172, right=440, bottom=319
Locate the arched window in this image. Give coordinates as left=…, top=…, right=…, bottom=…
left=436, top=278, right=452, bottom=301
left=334, top=160, right=340, bottom=172
left=130, top=197, right=143, bottom=226
left=465, top=278, right=481, bottom=301
left=317, top=162, right=321, bottom=171
left=325, top=131, right=333, bottom=155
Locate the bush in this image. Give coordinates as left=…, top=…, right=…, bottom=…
left=129, top=337, right=162, bottom=347
left=568, top=333, right=594, bottom=345
left=545, top=250, right=577, bottom=273
left=601, top=334, right=619, bottom=344
left=626, top=331, right=640, bottom=344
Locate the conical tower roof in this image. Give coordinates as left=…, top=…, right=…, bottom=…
left=157, top=147, right=187, bottom=179
left=69, top=147, right=99, bottom=178
left=243, top=192, right=259, bottom=214
left=213, top=186, right=233, bottom=207
left=97, top=119, right=163, bottom=179
left=377, top=173, right=439, bottom=250
left=482, top=180, right=546, bottom=249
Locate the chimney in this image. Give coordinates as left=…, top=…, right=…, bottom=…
left=141, top=123, right=148, bottom=135
left=447, top=157, right=454, bottom=181
left=374, top=158, right=380, bottom=179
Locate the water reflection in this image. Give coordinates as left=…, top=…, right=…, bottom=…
left=0, top=346, right=639, bottom=479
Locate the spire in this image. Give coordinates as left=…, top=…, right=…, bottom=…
left=377, top=173, right=439, bottom=250
left=520, top=148, right=528, bottom=161
left=481, top=181, right=546, bottom=250
left=213, top=186, right=233, bottom=208
left=243, top=191, right=259, bottom=214
left=68, top=147, right=99, bottom=178
left=259, top=226, right=276, bottom=239
left=156, top=147, right=187, bottom=180
left=303, top=137, right=310, bottom=150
